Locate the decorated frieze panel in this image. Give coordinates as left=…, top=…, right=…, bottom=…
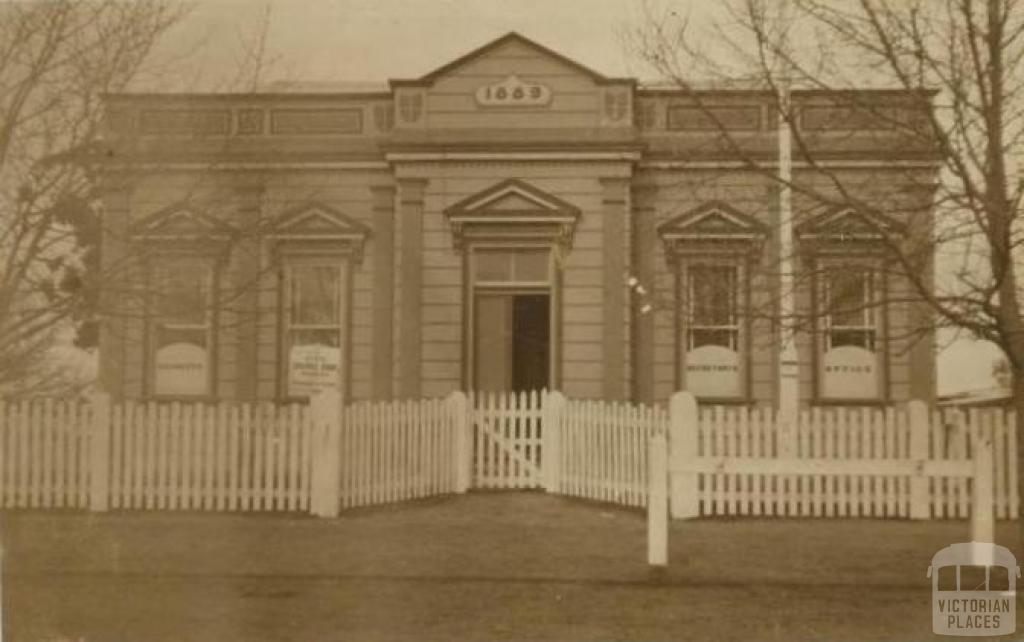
left=269, top=108, right=363, bottom=135
left=798, top=104, right=923, bottom=131
left=666, top=104, right=763, bottom=131
left=138, top=109, right=232, bottom=136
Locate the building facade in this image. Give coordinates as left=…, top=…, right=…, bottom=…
left=96, top=32, right=939, bottom=406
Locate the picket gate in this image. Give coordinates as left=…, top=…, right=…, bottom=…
left=470, top=390, right=544, bottom=489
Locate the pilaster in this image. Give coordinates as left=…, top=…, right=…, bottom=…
left=396, top=178, right=427, bottom=398
left=371, top=184, right=396, bottom=399
left=631, top=182, right=658, bottom=404
left=601, top=177, right=630, bottom=400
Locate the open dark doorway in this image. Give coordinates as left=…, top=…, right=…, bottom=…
left=474, top=293, right=550, bottom=392
left=511, top=295, right=549, bottom=392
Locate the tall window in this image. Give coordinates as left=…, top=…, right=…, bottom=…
left=151, top=259, right=214, bottom=397
left=682, top=262, right=743, bottom=399
left=283, top=260, right=344, bottom=399
left=824, top=267, right=876, bottom=350
left=819, top=265, right=881, bottom=400
left=687, top=264, right=739, bottom=350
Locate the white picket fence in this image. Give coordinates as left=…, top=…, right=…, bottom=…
left=686, top=403, right=1019, bottom=519
left=337, top=397, right=464, bottom=509
left=647, top=392, right=1007, bottom=567
left=0, top=390, right=1019, bottom=522
left=108, top=401, right=313, bottom=512
left=0, top=399, right=92, bottom=509
left=554, top=399, right=665, bottom=508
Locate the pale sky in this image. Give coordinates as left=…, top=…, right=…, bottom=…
left=139, top=0, right=1001, bottom=396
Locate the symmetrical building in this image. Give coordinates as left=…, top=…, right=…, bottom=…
left=96, top=32, right=939, bottom=406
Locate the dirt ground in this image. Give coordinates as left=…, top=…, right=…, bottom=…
left=1, top=492, right=1020, bottom=641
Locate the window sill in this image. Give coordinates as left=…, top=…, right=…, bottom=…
left=811, top=398, right=890, bottom=407
left=692, top=396, right=755, bottom=406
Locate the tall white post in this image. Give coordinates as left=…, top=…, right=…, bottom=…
left=776, top=20, right=799, bottom=427
left=668, top=391, right=699, bottom=518
left=971, top=427, right=995, bottom=544
left=448, top=391, right=472, bottom=493
left=88, top=392, right=112, bottom=512
left=648, top=429, right=669, bottom=567
left=310, top=389, right=341, bottom=518
left=541, top=391, right=565, bottom=492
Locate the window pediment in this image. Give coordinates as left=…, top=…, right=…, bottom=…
left=131, top=203, right=236, bottom=244
left=268, top=202, right=371, bottom=260
left=657, top=202, right=767, bottom=257
left=444, top=179, right=581, bottom=248
left=796, top=206, right=904, bottom=245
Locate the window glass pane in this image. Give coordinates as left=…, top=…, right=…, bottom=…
left=474, top=250, right=513, bottom=281
left=513, top=250, right=550, bottom=282
left=157, top=326, right=207, bottom=350
left=156, top=263, right=209, bottom=325
left=290, top=265, right=339, bottom=325
left=937, top=566, right=958, bottom=591
left=691, top=329, right=736, bottom=349
left=990, top=566, right=1010, bottom=591
left=959, top=565, right=987, bottom=591
left=827, top=268, right=871, bottom=327
left=690, top=265, right=736, bottom=326
left=291, top=328, right=340, bottom=349
left=830, top=330, right=874, bottom=350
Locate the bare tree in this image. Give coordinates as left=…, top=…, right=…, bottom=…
left=630, top=0, right=1024, bottom=533
left=0, top=1, right=188, bottom=396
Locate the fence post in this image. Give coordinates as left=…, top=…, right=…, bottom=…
left=310, top=389, right=341, bottom=518
left=448, top=391, right=471, bottom=493
left=542, top=390, right=565, bottom=493
left=908, top=399, right=930, bottom=519
left=88, top=392, right=112, bottom=512
left=971, top=425, right=995, bottom=543
left=668, top=391, right=699, bottom=519
left=648, top=428, right=668, bottom=567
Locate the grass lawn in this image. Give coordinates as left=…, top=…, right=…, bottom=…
left=1, top=492, right=1020, bottom=641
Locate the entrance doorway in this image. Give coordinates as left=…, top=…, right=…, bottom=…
left=474, top=292, right=550, bottom=392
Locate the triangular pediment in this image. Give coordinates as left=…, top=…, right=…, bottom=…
left=131, top=203, right=235, bottom=240
left=399, top=32, right=617, bottom=87
left=658, top=202, right=768, bottom=240
left=271, top=202, right=371, bottom=239
left=444, top=179, right=581, bottom=248
left=796, top=206, right=904, bottom=239
left=446, top=179, right=581, bottom=219
left=486, top=192, right=548, bottom=211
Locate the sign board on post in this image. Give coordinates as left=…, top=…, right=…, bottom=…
left=154, top=342, right=208, bottom=396
left=289, top=344, right=340, bottom=398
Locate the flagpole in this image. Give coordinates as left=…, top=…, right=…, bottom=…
left=777, top=3, right=799, bottom=425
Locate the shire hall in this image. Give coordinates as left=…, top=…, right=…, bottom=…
left=94, top=32, right=939, bottom=407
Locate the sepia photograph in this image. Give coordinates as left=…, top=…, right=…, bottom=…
left=1, top=0, right=1023, bottom=639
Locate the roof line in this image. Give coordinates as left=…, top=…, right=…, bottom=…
left=389, top=31, right=631, bottom=88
